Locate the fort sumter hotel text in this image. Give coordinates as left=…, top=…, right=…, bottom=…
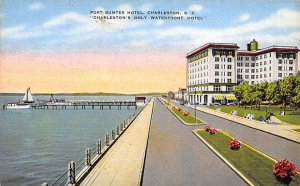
left=186, top=39, right=299, bottom=105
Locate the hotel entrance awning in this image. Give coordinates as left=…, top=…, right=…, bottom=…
left=226, top=95, right=237, bottom=100
left=213, top=95, right=225, bottom=100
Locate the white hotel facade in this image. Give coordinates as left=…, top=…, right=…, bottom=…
left=186, top=40, right=299, bottom=105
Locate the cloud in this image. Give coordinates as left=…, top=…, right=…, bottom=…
left=238, top=13, right=250, bottom=22
left=140, top=3, right=153, bottom=12
left=43, top=12, right=87, bottom=28
left=154, top=20, right=164, bottom=26
left=28, top=2, right=45, bottom=11
left=1, top=25, right=26, bottom=38
left=130, top=39, right=152, bottom=47
left=189, top=4, right=203, bottom=12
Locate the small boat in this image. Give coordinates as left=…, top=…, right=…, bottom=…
left=3, top=87, right=35, bottom=109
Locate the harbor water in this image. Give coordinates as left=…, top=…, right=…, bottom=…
left=0, top=95, right=147, bottom=186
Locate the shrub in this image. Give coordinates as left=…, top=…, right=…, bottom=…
left=273, top=159, right=296, bottom=182
left=183, top=111, right=190, bottom=116
left=229, top=139, right=241, bottom=150
left=204, top=125, right=217, bottom=135
left=177, top=107, right=182, bottom=111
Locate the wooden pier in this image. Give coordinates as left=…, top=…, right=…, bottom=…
left=30, top=100, right=138, bottom=110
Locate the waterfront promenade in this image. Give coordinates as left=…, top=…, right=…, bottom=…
left=142, top=99, right=245, bottom=185
left=79, top=98, right=154, bottom=186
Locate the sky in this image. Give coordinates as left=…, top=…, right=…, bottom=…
left=0, top=0, right=300, bottom=94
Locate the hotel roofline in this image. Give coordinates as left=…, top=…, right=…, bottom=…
left=238, top=45, right=300, bottom=56
left=186, top=43, right=299, bottom=58
left=186, top=43, right=239, bottom=58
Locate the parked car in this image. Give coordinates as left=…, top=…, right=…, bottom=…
left=209, top=102, right=222, bottom=106
left=227, top=102, right=237, bottom=106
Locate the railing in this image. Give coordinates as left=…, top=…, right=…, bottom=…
left=41, top=103, right=146, bottom=186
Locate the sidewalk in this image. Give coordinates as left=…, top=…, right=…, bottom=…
left=80, top=99, right=154, bottom=186
left=187, top=104, right=300, bottom=143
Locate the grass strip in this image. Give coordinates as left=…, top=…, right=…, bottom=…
left=210, top=106, right=300, bottom=125
left=170, top=106, right=203, bottom=125
left=197, top=129, right=300, bottom=186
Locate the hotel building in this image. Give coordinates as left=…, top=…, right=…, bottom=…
left=186, top=40, right=299, bottom=105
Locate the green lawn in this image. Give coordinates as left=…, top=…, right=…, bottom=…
left=197, top=130, right=300, bottom=185
left=211, top=105, right=300, bottom=125
left=171, top=107, right=203, bottom=125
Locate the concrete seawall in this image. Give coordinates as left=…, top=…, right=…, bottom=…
left=79, top=98, right=154, bottom=186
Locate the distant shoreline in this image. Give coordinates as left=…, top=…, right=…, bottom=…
left=0, top=92, right=165, bottom=96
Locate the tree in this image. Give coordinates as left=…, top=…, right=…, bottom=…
left=266, top=81, right=280, bottom=106
left=252, top=82, right=268, bottom=110
left=278, top=76, right=295, bottom=114
left=242, top=83, right=255, bottom=109
left=233, top=83, right=246, bottom=106
left=291, top=74, right=300, bottom=110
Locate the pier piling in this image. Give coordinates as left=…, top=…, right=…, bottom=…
left=85, top=148, right=91, bottom=166
left=68, top=161, right=76, bottom=184
left=97, top=140, right=101, bottom=154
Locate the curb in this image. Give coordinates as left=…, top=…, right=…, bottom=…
left=158, top=98, right=204, bottom=126
left=193, top=129, right=255, bottom=186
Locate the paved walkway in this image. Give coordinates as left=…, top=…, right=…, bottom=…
left=80, top=99, right=154, bottom=186
left=188, top=104, right=300, bottom=143
left=170, top=101, right=300, bottom=169
left=142, top=99, right=246, bottom=185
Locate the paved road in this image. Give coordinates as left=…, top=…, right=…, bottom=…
left=142, top=99, right=246, bottom=186
left=172, top=101, right=300, bottom=168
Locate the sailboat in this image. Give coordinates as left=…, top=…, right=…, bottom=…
left=4, top=87, right=35, bottom=109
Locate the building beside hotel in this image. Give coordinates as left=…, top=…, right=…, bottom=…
left=186, top=39, right=299, bottom=105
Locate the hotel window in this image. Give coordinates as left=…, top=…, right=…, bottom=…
left=245, top=69, right=249, bottom=73
left=260, top=55, right=262, bottom=59
left=269, top=53, right=271, bottom=57
left=278, top=66, right=282, bottom=71
left=260, top=74, right=262, bottom=78
left=264, top=61, right=267, bottom=65
left=215, top=64, right=219, bottom=69
left=289, top=73, right=293, bottom=76
left=289, top=67, right=293, bottom=71
left=264, top=74, right=267, bottom=78
left=278, top=59, right=282, bottom=64
left=215, top=79, right=219, bottom=83
left=269, top=67, right=271, bottom=70
left=213, top=85, right=221, bottom=91
left=251, top=63, right=255, bottom=67
left=256, top=63, right=259, bottom=66
left=256, top=75, right=258, bottom=79
left=215, top=57, right=220, bottom=62
left=237, top=69, right=243, bottom=73
left=215, top=71, right=219, bottom=76
left=264, top=67, right=267, bottom=71
left=251, top=75, right=255, bottom=79
left=227, top=79, right=232, bottom=83
left=228, top=72, right=232, bottom=76
left=256, top=56, right=258, bottom=60
left=245, top=57, right=249, bottom=61
left=226, top=85, right=233, bottom=91
left=228, top=58, right=232, bottom=62
left=278, top=73, right=282, bottom=77
left=289, top=60, right=293, bottom=65
left=245, top=75, right=249, bottom=79
left=256, top=69, right=258, bottom=73
left=264, top=54, right=267, bottom=58
left=251, top=57, right=255, bottom=61
left=269, top=73, right=271, bottom=77
left=260, top=68, right=263, bottom=72
left=245, top=63, right=249, bottom=67
left=237, top=63, right=242, bottom=67
left=260, top=62, right=262, bottom=66
left=227, top=65, right=232, bottom=69
left=237, top=74, right=243, bottom=79
left=251, top=69, right=255, bottom=73
left=240, top=56, right=243, bottom=60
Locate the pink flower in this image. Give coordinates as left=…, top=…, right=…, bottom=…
left=229, top=139, right=241, bottom=150
left=273, top=159, right=296, bottom=180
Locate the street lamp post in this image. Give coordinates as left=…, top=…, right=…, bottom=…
left=194, top=89, right=197, bottom=124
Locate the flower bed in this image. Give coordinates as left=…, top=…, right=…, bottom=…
left=170, top=106, right=203, bottom=125
left=197, top=129, right=300, bottom=185
left=273, top=159, right=296, bottom=183
left=229, top=139, right=241, bottom=150
left=204, top=125, right=218, bottom=135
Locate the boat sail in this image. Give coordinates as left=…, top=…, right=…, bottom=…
left=23, top=87, right=34, bottom=103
